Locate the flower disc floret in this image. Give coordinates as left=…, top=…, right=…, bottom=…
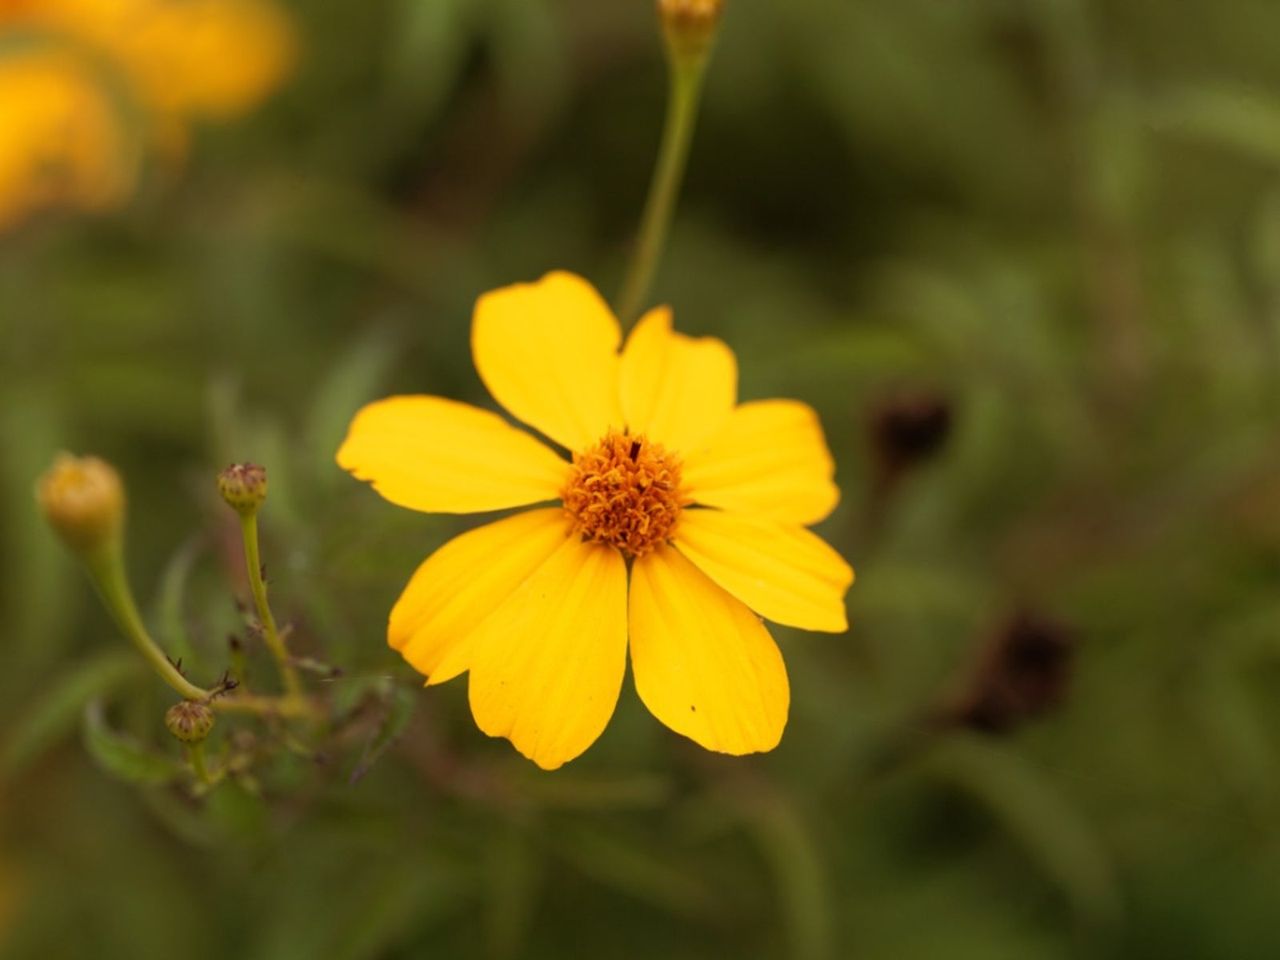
left=563, top=432, right=685, bottom=557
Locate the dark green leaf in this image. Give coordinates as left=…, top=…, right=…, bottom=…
left=82, top=699, right=184, bottom=785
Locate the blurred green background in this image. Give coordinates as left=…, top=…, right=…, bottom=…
left=5, top=0, right=1280, bottom=957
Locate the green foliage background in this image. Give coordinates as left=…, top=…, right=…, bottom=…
left=5, top=0, right=1280, bottom=957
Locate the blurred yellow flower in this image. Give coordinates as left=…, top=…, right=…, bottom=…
left=0, top=48, right=133, bottom=229
left=0, top=0, right=294, bottom=228
left=338, top=272, right=854, bottom=770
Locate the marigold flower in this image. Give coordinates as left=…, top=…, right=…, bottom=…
left=337, top=272, right=853, bottom=769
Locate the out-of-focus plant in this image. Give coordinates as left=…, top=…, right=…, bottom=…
left=0, top=0, right=293, bottom=230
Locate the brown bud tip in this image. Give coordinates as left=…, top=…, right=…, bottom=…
left=870, top=392, right=953, bottom=476
left=217, top=463, right=268, bottom=515
left=36, top=453, right=125, bottom=552
left=951, top=611, right=1075, bottom=735
left=657, top=0, right=725, bottom=59
left=165, top=701, right=215, bottom=743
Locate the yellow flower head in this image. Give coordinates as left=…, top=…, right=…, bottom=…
left=0, top=0, right=294, bottom=227
left=36, top=452, right=125, bottom=553
left=0, top=48, right=135, bottom=230
left=338, top=272, right=853, bottom=770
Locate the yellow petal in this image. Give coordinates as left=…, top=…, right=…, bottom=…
left=468, top=537, right=628, bottom=770
left=336, top=395, right=568, bottom=513
left=630, top=545, right=789, bottom=755
left=675, top=510, right=853, bottom=632
left=683, top=400, right=839, bottom=525
left=619, top=307, right=737, bottom=454
left=388, top=509, right=572, bottom=684
left=472, top=271, right=624, bottom=452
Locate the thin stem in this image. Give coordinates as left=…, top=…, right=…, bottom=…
left=238, top=513, right=303, bottom=701
left=212, top=692, right=319, bottom=719
left=84, top=541, right=211, bottom=702
left=187, top=742, right=212, bottom=785
left=615, top=56, right=710, bottom=325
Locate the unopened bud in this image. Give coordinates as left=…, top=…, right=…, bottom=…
left=36, top=453, right=125, bottom=553
left=948, top=611, right=1075, bottom=735
left=870, top=391, right=953, bottom=477
left=657, top=0, right=725, bottom=61
left=217, top=463, right=267, bottom=515
left=165, top=701, right=215, bottom=743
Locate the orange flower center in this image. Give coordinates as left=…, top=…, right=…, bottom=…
left=562, top=432, right=685, bottom=557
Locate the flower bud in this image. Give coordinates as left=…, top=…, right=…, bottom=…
left=657, top=0, right=725, bottom=61
left=217, top=463, right=268, bottom=515
left=165, top=701, right=215, bottom=743
left=36, top=453, right=125, bottom=553
left=948, top=611, right=1075, bottom=735
left=869, top=391, right=953, bottom=477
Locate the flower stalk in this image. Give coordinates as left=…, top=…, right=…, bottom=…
left=217, top=463, right=305, bottom=707
left=187, top=742, right=213, bottom=786
left=238, top=510, right=303, bottom=703
left=84, top=540, right=213, bottom=702
left=616, top=0, right=725, bottom=324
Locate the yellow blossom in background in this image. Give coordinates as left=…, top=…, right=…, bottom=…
left=0, top=0, right=294, bottom=228
left=338, top=272, right=854, bottom=770
left=0, top=48, right=133, bottom=230
left=33, top=0, right=295, bottom=124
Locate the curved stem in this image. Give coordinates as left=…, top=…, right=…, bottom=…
left=615, top=56, right=709, bottom=325
left=238, top=513, right=303, bottom=702
left=83, top=541, right=211, bottom=702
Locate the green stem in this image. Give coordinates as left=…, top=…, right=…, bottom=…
left=213, top=692, right=318, bottom=719
left=238, top=513, right=302, bottom=701
left=615, top=55, right=710, bottom=325
left=83, top=541, right=211, bottom=702
left=187, top=742, right=212, bottom=785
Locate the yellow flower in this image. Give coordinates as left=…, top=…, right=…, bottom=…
left=33, top=0, right=295, bottom=124
left=0, top=48, right=135, bottom=230
left=0, top=0, right=293, bottom=227
left=338, top=272, right=853, bottom=770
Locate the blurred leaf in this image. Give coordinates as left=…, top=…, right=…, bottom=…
left=82, top=699, right=184, bottom=786
left=250, top=849, right=464, bottom=960
left=736, top=789, right=832, bottom=960
left=304, top=330, right=397, bottom=487
left=513, top=772, right=673, bottom=811
left=486, top=0, right=569, bottom=127
left=555, top=825, right=721, bottom=919
left=1151, top=84, right=1280, bottom=167
left=0, top=380, right=74, bottom=683
left=484, top=822, right=540, bottom=960
left=384, top=0, right=473, bottom=127
left=150, top=536, right=202, bottom=670
left=922, top=734, right=1121, bottom=931
left=0, top=650, right=140, bottom=779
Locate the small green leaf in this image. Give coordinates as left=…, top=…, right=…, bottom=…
left=1, top=651, right=141, bottom=778
left=82, top=699, right=184, bottom=785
